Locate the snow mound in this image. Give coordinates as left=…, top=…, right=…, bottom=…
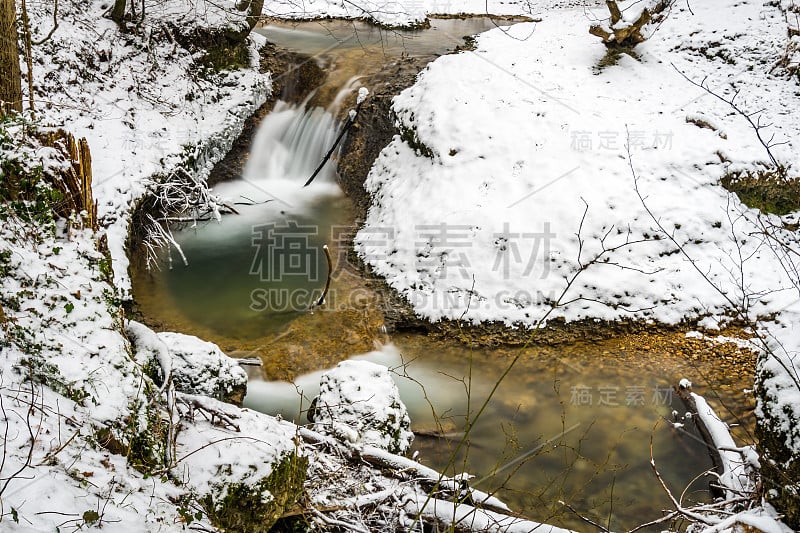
left=176, top=395, right=305, bottom=526
left=311, top=360, right=413, bottom=454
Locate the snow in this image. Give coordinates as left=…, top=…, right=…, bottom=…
left=690, top=390, right=756, bottom=501
left=404, top=493, right=573, bottom=533
left=174, top=396, right=300, bottom=502
left=24, top=0, right=271, bottom=295
left=1, top=3, right=304, bottom=531
left=263, top=0, right=554, bottom=28
left=691, top=505, right=793, bottom=533
left=4, top=0, right=800, bottom=530
left=126, top=319, right=174, bottom=388
left=157, top=331, right=248, bottom=402
left=0, top=138, right=295, bottom=532
left=357, top=87, right=370, bottom=105
left=312, top=360, right=414, bottom=454
left=357, top=1, right=800, bottom=327
left=0, top=195, right=202, bottom=530
left=298, top=424, right=575, bottom=532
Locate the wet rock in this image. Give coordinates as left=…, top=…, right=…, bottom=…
left=337, top=55, right=433, bottom=221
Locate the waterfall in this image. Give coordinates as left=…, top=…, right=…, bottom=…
left=243, top=101, right=339, bottom=186
left=212, top=96, right=349, bottom=213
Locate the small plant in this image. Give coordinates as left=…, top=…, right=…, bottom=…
left=176, top=498, right=204, bottom=526
left=82, top=509, right=100, bottom=526
left=17, top=356, right=90, bottom=405
left=199, top=41, right=251, bottom=74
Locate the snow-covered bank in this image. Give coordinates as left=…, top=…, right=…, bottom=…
left=0, top=2, right=299, bottom=530
left=0, top=131, right=302, bottom=530
left=23, top=0, right=271, bottom=294
left=357, top=0, right=799, bottom=328
left=263, top=0, right=547, bottom=28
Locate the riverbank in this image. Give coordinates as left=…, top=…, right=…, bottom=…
left=350, top=0, right=800, bottom=525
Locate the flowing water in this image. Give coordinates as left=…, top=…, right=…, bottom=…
left=131, top=18, right=757, bottom=532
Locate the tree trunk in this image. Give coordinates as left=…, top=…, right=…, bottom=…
left=110, top=0, right=126, bottom=24
left=0, top=0, right=22, bottom=115
left=235, top=0, right=264, bottom=31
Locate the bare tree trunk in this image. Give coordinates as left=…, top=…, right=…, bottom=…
left=37, top=129, right=97, bottom=229
left=0, top=0, right=23, bottom=115
left=236, top=0, right=264, bottom=31
left=20, top=0, right=33, bottom=114
left=110, top=0, right=126, bottom=24
left=589, top=0, right=656, bottom=47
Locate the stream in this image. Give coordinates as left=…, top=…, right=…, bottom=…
left=131, top=17, right=757, bottom=531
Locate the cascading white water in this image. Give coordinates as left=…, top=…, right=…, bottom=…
left=211, top=99, right=346, bottom=216
left=243, top=102, right=338, bottom=185
left=212, top=77, right=364, bottom=213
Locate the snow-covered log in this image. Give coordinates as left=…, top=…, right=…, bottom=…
left=296, top=426, right=573, bottom=532
left=403, top=494, right=574, bottom=533
left=676, top=379, right=758, bottom=503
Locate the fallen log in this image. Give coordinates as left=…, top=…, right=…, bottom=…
left=296, top=426, right=576, bottom=532
left=675, top=378, right=757, bottom=502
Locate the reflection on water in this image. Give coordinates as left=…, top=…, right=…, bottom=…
left=245, top=336, right=755, bottom=531
left=256, top=17, right=503, bottom=59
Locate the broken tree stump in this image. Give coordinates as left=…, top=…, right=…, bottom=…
left=589, top=0, right=666, bottom=48
left=38, top=129, right=97, bottom=230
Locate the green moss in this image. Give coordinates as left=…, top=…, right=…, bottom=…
left=721, top=165, right=800, bottom=215
left=398, top=125, right=435, bottom=159
left=200, top=40, right=251, bottom=73
left=203, top=453, right=308, bottom=533
left=594, top=45, right=640, bottom=72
